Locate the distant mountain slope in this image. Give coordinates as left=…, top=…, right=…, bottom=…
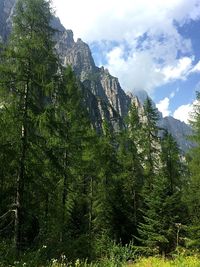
left=0, top=0, right=193, bottom=152
left=158, top=116, right=193, bottom=152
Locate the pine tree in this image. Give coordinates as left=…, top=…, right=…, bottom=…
left=116, top=102, right=144, bottom=243
left=92, top=121, right=121, bottom=246
left=160, top=131, right=184, bottom=193
left=53, top=68, right=92, bottom=246
left=142, top=97, right=160, bottom=186
left=138, top=131, right=186, bottom=255
left=0, top=0, right=103, bottom=257
left=138, top=97, right=161, bottom=244
left=0, top=0, right=59, bottom=251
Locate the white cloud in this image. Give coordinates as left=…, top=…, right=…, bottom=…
left=190, top=60, right=200, bottom=73
left=156, top=97, right=171, bottom=117
left=105, top=47, right=165, bottom=91
left=173, top=102, right=196, bottom=124
left=52, top=0, right=200, bottom=42
left=162, top=57, right=193, bottom=81
left=52, top=0, right=200, bottom=93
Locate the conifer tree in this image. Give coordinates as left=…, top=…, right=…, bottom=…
left=0, top=0, right=100, bottom=257
left=185, top=92, right=200, bottom=248
left=53, top=68, right=92, bottom=247
left=117, top=102, right=144, bottom=242
left=92, top=120, right=121, bottom=245
left=138, top=131, right=185, bottom=255
left=0, top=0, right=59, bottom=251
left=142, top=97, right=160, bottom=186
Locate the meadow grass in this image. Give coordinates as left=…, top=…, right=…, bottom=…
left=129, top=255, right=200, bottom=267
left=47, top=255, right=200, bottom=267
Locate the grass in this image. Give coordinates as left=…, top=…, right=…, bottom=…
left=47, top=255, right=200, bottom=267
left=1, top=255, right=200, bottom=266
left=1, top=242, right=200, bottom=267
left=128, top=255, right=200, bottom=267
left=37, top=255, right=200, bottom=267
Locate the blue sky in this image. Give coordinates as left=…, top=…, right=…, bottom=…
left=52, top=0, right=200, bottom=123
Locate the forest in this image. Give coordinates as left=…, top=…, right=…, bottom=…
left=1, top=0, right=200, bottom=266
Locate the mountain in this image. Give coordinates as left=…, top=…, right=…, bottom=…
left=0, top=0, right=15, bottom=42
left=158, top=116, right=193, bottom=152
left=0, top=0, right=193, bottom=152
left=54, top=26, right=193, bottom=152
left=55, top=29, right=132, bottom=116
left=54, top=27, right=136, bottom=132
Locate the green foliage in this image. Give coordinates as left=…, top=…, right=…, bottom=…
left=133, top=255, right=200, bottom=267
left=184, top=92, right=200, bottom=248
left=116, top=103, right=144, bottom=243
left=141, top=98, right=161, bottom=187
left=0, top=0, right=197, bottom=264
left=138, top=131, right=186, bottom=255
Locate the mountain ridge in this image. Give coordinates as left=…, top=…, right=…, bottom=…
left=54, top=25, right=193, bottom=151
left=0, top=0, right=193, bottom=152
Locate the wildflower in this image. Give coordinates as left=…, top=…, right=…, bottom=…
left=52, top=258, right=58, bottom=264
left=61, top=254, right=66, bottom=260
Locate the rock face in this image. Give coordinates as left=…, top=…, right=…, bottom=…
left=58, top=34, right=96, bottom=80
left=0, top=0, right=15, bottom=41
left=0, top=0, right=193, bottom=152
left=158, top=116, right=193, bottom=152
left=55, top=29, right=132, bottom=118
left=55, top=28, right=193, bottom=152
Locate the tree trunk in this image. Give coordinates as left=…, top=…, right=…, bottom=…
left=133, top=190, right=137, bottom=225
left=60, top=150, right=67, bottom=242
left=14, top=83, right=29, bottom=253
left=89, top=176, right=93, bottom=233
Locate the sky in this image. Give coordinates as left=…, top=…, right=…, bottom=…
left=52, top=0, right=200, bottom=124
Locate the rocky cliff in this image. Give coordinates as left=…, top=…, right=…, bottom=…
left=0, top=0, right=193, bottom=152
left=55, top=27, right=193, bottom=151
left=0, top=0, right=15, bottom=42
left=55, top=28, right=132, bottom=118
left=158, top=116, right=193, bottom=152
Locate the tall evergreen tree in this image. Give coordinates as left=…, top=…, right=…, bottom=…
left=184, top=92, right=200, bottom=248
left=139, top=131, right=186, bottom=255
left=142, top=97, right=160, bottom=185
left=0, top=0, right=59, bottom=251
left=116, top=102, right=144, bottom=242
left=92, top=121, right=121, bottom=245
